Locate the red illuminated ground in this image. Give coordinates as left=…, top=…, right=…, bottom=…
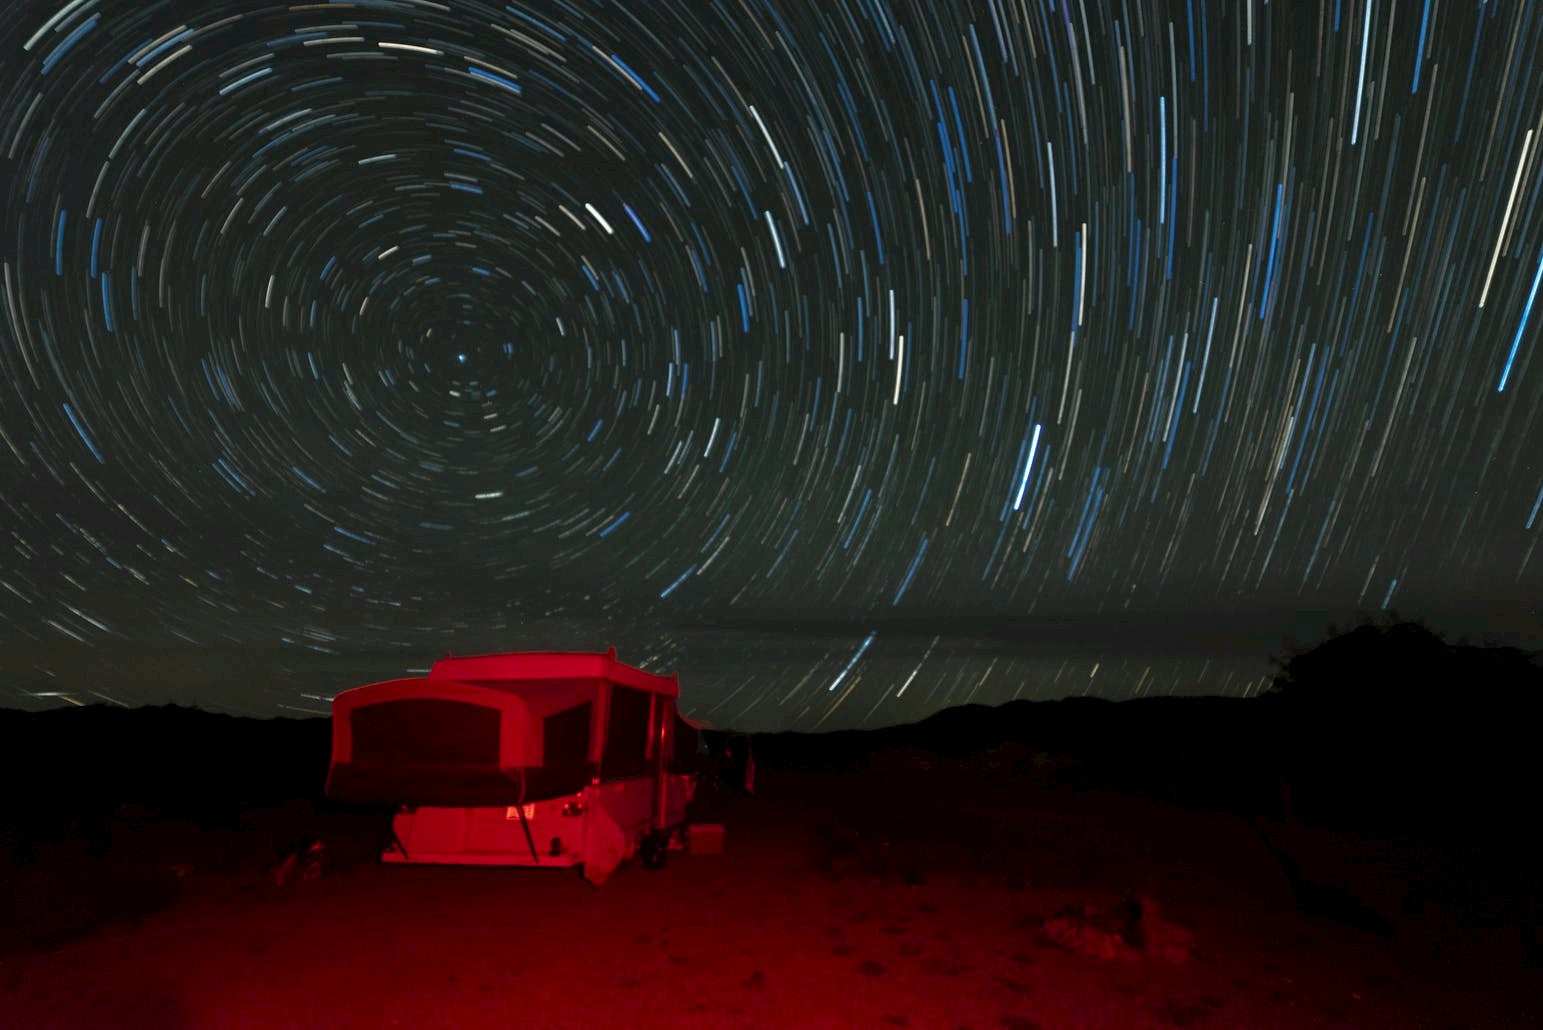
left=3, top=770, right=1538, bottom=1028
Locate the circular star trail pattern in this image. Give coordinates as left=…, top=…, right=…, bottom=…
left=1, top=1, right=1540, bottom=727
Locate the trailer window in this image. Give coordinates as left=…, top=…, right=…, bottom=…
left=351, top=699, right=500, bottom=765
left=543, top=701, right=591, bottom=765
left=602, top=685, right=651, bottom=779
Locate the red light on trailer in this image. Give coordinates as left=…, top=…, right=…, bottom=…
left=562, top=801, right=586, bottom=817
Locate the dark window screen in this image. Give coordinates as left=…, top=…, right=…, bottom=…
left=602, top=686, right=651, bottom=779
left=351, top=699, right=500, bottom=765
left=543, top=701, right=592, bottom=765
left=670, top=713, right=702, bottom=773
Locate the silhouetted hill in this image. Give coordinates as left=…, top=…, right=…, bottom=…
left=748, top=695, right=1282, bottom=817
left=744, top=618, right=1543, bottom=842
left=0, top=704, right=331, bottom=841
left=2, top=618, right=1537, bottom=849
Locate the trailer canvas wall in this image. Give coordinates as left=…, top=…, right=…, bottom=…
left=326, top=649, right=702, bottom=885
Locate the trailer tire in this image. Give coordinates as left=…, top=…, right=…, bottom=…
left=640, top=831, right=669, bottom=870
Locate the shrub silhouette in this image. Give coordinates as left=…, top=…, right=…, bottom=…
left=1266, top=617, right=1542, bottom=839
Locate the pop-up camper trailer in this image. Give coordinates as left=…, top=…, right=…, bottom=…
left=326, top=649, right=702, bottom=885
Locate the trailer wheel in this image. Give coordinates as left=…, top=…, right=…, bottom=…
left=640, top=831, right=669, bottom=870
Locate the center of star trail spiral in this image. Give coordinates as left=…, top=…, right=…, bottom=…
left=0, top=1, right=1539, bottom=727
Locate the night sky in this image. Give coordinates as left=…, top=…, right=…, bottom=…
left=1, top=1, right=1539, bottom=731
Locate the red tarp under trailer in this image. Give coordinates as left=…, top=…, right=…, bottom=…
left=326, top=649, right=702, bottom=885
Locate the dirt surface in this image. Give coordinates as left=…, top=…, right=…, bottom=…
left=3, top=770, right=1539, bottom=1028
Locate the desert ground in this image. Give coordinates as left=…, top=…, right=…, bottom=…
left=3, top=761, right=1539, bottom=1029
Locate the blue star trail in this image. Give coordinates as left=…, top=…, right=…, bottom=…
left=0, top=0, right=1539, bottom=729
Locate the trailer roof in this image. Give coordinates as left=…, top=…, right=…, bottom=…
left=428, top=648, right=679, bottom=697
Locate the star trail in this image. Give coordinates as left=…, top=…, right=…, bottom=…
left=1, top=1, right=1539, bottom=730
